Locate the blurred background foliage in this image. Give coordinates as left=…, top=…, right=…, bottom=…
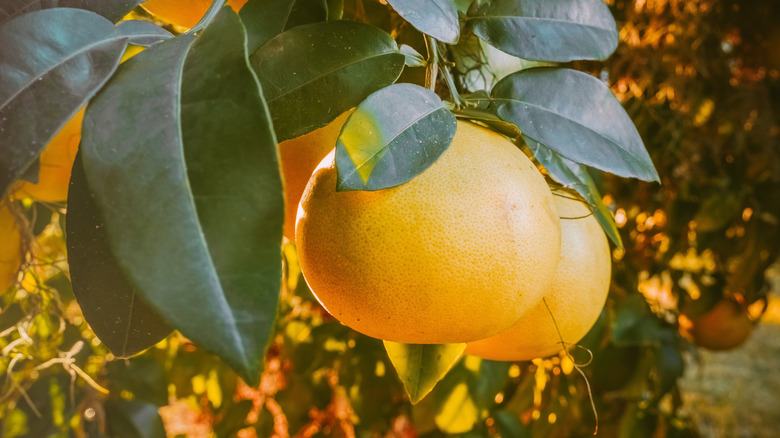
left=1, top=0, right=779, bottom=437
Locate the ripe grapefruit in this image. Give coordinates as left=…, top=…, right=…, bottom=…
left=295, top=121, right=561, bottom=344
left=680, top=298, right=753, bottom=351
left=465, top=194, right=611, bottom=361
left=12, top=109, right=83, bottom=203
left=0, top=201, right=23, bottom=292
left=279, top=112, right=351, bottom=241
left=141, top=0, right=248, bottom=29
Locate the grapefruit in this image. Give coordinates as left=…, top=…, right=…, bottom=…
left=141, top=0, right=248, bottom=29
left=295, top=121, right=561, bottom=344
left=465, top=194, right=611, bottom=361
left=680, top=298, right=753, bottom=351
left=279, top=112, right=351, bottom=241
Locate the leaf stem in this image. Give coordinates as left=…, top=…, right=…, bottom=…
left=188, top=0, right=227, bottom=34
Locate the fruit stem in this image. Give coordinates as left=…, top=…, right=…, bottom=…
left=425, top=36, right=439, bottom=93
left=439, top=59, right=464, bottom=108
left=188, top=0, right=227, bottom=34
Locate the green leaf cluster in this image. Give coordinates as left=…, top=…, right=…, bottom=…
left=0, top=0, right=666, bottom=434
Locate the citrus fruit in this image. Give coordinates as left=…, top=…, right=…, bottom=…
left=279, top=112, right=351, bottom=241
left=0, top=201, right=23, bottom=292
left=295, top=121, right=562, bottom=344
left=679, top=298, right=753, bottom=351
left=141, top=0, right=248, bottom=29
left=12, top=109, right=83, bottom=203
left=465, top=194, right=611, bottom=361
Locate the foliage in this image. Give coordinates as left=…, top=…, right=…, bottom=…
left=0, top=0, right=777, bottom=437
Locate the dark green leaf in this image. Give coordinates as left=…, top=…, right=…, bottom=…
left=493, top=410, right=531, bottom=438
left=335, top=83, right=456, bottom=191
left=67, top=154, right=173, bottom=357
left=655, top=330, right=684, bottom=398
left=466, top=0, right=618, bottom=62
left=694, top=191, right=743, bottom=232
left=491, top=67, right=660, bottom=181
left=612, top=294, right=663, bottom=345
left=250, top=20, right=405, bottom=141
left=618, top=404, right=659, bottom=438
left=105, top=399, right=166, bottom=438
left=384, top=341, right=466, bottom=404
left=0, top=0, right=144, bottom=24
left=240, top=0, right=327, bottom=53
left=386, top=0, right=460, bottom=44
left=590, top=343, right=641, bottom=392
left=106, top=357, right=169, bottom=406
left=116, top=20, right=173, bottom=46
left=80, top=9, right=283, bottom=384
left=527, top=142, right=623, bottom=248
left=0, top=8, right=127, bottom=197
left=470, top=359, right=511, bottom=408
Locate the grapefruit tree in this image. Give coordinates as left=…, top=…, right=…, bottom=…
left=1, top=0, right=776, bottom=436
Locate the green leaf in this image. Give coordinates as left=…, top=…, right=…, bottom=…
left=491, top=67, right=660, bottom=182
left=493, top=410, right=532, bottom=438
left=383, top=341, right=466, bottom=404
left=116, top=20, right=173, bottom=46
left=67, top=154, right=173, bottom=357
left=694, top=190, right=743, bottom=232
left=105, top=399, right=166, bottom=438
left=400, top=44, right=426, bottom=67
left=335, top=83, right=457, bottom=191
left=434, top=373, right=479, bottom=433
left=250, top=20, right=405, bottom=141
left=655, top=330, right=684, bottom=398
left=240, top=0, right=327, bottom=53
left=527, top=142, right=623, bottom=248
left=0, top=0, right=144, bottom=24
left=612, top=294, right=663, bottom=345
left=0, top=8, right=128, bottom=197
left=386, top=0, right=460, bottom=44
left=79, top=9, right=283, bottom=385
left=106, top=357, right=169, bottom=406
left=466, top=0, right=618, bottom=62
left=470, top=359, right=511, bottom=408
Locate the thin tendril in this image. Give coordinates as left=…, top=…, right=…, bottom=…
left=542, top=298, right=599, bottom=434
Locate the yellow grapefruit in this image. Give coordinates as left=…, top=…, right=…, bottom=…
left=680, top=298, right=753, bottom=351
left=279, top=112, right=351, bottom=241
left=141, top=0, right=248, bottom=29
left=0, top=200, right=23, bottom=292
left=295, top=121, right=562, bottom=344
left=465, top=194, right=611, bottom=361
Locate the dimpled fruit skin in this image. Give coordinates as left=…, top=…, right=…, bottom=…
left=295, top=121, right=562, bottom=344
left=280, top=112, right=351, bottom=241
left=0, top=202, right=22, bottom=292
left=141, top=0, right=248, bottom=28
left=465, top=195, right=611, bottom=360
left=13, top=109, right=83, bottom=203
